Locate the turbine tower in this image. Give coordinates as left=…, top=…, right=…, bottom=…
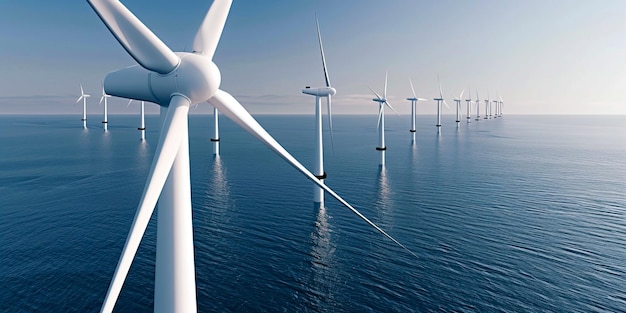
left=453, top=89, right=464, bottom=124
left=99, top=85, right=111, bottom=131
left=499, top=96, right=504, bottom=117
left=484, top=91, right=490, bottom=119
left=370, top=71, right=399, bottom=166
left=301, top=16, right=336, bottom=207
left=211, top=107, right=219, bottom=155
left=433, top=75, right=450, bottom=131
left=76, top=84, right=90, bottom=129
left=465, top=88, right=472, bottom=123
left=406, top=77, right=427, bottom=140
left=128, top=99, right=147, bottom=140
left=475, top=90, right=481, bottom=121
left=86, top=1, right=413, bottom=312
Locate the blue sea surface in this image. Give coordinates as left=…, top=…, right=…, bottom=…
left=1, top=114, right=625, bottom=312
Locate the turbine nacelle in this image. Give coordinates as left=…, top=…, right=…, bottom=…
left=373, top=98, right=387, bottom=103
left=301, top=86, right=336, bottom=97
left=406, top=97, right=417, bottom=101
left=105, top=52, right=220, bottom=106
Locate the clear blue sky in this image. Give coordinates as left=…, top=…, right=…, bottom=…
left=1, top=0, right=625, bottom=115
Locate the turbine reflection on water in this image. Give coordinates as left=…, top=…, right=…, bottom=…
left=307, top=203, right=337, bottom=310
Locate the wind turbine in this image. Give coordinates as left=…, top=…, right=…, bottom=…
left=465, top=87, right=472, bottom=123
left=86, top=1, right=413, bottom=312
left=493, top=92, right=498, bottom=118
left=128, top=99, right=147, bottom=140
left=484, top=91, right=490, bottom=119
left=370, top=71, right=399, bottom=166
left=76, top=84, right=90, bottom=129
left=433, top=75, right=450, bottom=130
left=99, top=85, right=111, bottom=131
left=499, top=95, right=504, bottom=117
left=406, top=77, right=427, bottom=140
left=453, top=89, right=464, bottom=124
left=301, top=16, right=335, bottom=207
left=475, top=90, right=481, bottom=121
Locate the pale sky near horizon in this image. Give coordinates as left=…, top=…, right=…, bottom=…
left=1, top=0, right=625, bottom=115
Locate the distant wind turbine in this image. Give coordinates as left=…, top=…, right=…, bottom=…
left=99, top=85, right=111, bottom=131
left=475, top=90, right=481, bottom=121
left=465, top=87, right=472, bottom=123
left=76, top=84, right=90, bottom=129
left=433, top=75, right=450, bottom=130
left=370, top=71, right=399, bottom=166
left=406, top=77, right=427, bottom=140
left=128, top=99, right=146, bottom=140
left=484, top=91, right=490, bottom=120
left=301, top=15, right=336, bottom=206
left=453, top=89, right=465, bottom=124
left=86, top=1, right=414, bottom=312
left=499, top=95, right=504, bottom=117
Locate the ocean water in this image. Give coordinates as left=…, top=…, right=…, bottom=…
left=0, top=114, right=625, bottom=312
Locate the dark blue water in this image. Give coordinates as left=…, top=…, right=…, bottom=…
left=1, top=114, right=625, bottom=312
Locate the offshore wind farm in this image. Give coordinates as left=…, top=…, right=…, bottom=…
left=1, top=1, right=626, bottom=313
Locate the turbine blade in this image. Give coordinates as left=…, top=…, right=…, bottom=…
left=377, top=105, right=383, bottom=130
left=368, top=87, right=382, bottom=100
left=86, top=0, right=180, bottom=74
left=326, top=96, right=335, bottom=154
left=76, top=96, right=83, bottom=104
left=191, top=0, right=232, bottom=59
left=80, top=84, right=85, bottom=96
left=459, top=89, right=464, bottom=100
left=417, top=98, right=428, bottom=101
left=383, top=70, right=388, bottom=100
left=100, top=96, right=104, bottom=105
left=315, top=15, right=331, bottom=88
left=99, top=95, right=190, bottom=313
left=127, top=99, right=133, bottom=108
left=409, top=77, right=416, bottom=99
left=443, top=99, right=452, bottom=112
left=385, top=101, right=401, bottom=117
left=208, top=89, right=416, bottom=257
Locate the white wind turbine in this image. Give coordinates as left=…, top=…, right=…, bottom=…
left=499, top=95, right=504, bottom=117
left=453, top=89, right=465, bottom=125
left=406, top=77, right=427, bottom=140
left=433, top=75, right=450, bottom=131
left=370, top=71, right=399, bottom=166
left=484, top=91, right=490, bottom=119
left=301, top=16, right=336, bottom=207
left=86, top=1, right=414, bottom=312
left=99, top=85, right=111, bottom=131
left=127, top=99, right=147, bottom=140
left=465, top=87, right=472, bottom=123
left=76, top=84, right=90, bottom=129
left=475, top=90, right=481, bottom=121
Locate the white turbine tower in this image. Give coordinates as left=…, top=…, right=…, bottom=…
left=370, top=71, right=399, bottom=166
left=301, top=16, right=335, bottom=207
left=406, top=77, right=427, bottom=140
left=211, top=107, right=219, bottom=155
left=475, top=90, right=481, bottom=121
left=86, top=1, right=414, bottom=312
left=453, top=89, right=464, bottom=125
left=484, top=91, right=490, bottom=119
left=99, top=85, right=111, bottom=131
left=76, top=84, right=90, bottom=129
left=499, top=95, right=504, bottom=117
left=465, top=87, right=472, bottom=123
left=129, top=99, right=147, bottom=140
left=433, top=76, right=450, bottom=131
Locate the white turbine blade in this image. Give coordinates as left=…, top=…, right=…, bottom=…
left=326, top=96, right=335, bottom=154
left=459, top=89, right=464, bottom=100
left=383, top=70, right=388, bottom=100
left=86, top=0, right=179, bottom=74
left=409, top=77, right=417, bottom=99
left=80, top=84, right=85, bottom=96
left=100, top=96, right=190, bottom=313
left=208, top=89, right=416, bottom=257
left=100, top=95, right=104, bottom=105
left=368, top=87, right=382, bottom=100
left=126, top=99, right=133, bottom=108
left=376, top=105, right=383, bottom=130
left=385, top=101, right=401, bottom=117
left=315, top=15, right=331, bottom=88
left=417, top=98, right=428, bottom=101
left=191, top=0, right=232, bottom=59
left=76, top=96, right=83, bottom=104
left=443, top=99, right=452, bottom=112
